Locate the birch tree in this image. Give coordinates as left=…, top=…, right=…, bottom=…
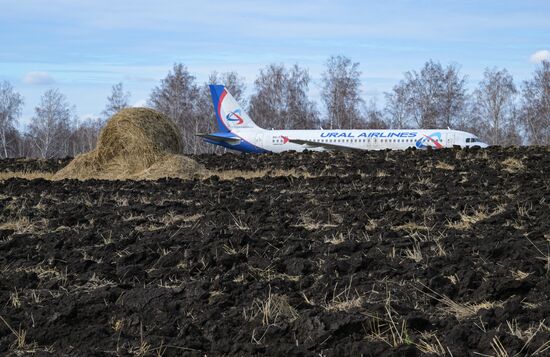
left=520, top=60, right=550, bottom=145
left=0, top=81, right=24, bottom=158
left=321, top=55, right=363, bottom=129
left=388, top=61, right=467, bottom=129
left=470, top=68, right=518, bottom=145
left=148, top=63, right=199, bottom=153
left=102, top=82, right=130, bottom=119
left=249, top=64, right=318, bottom=129
left=27, top=89, right=74, bottom=158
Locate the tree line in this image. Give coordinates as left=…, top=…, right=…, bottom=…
left=1, top=56, right=548, bottom=158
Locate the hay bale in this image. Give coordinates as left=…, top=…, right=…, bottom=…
left=54, top=108, right=205, bottom=180
left=97, top=108, right=181, bottom=169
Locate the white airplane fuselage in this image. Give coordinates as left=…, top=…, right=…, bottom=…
left=229, top=128, right=487, bottom=153
left=199, top=85, right=489, bottom=153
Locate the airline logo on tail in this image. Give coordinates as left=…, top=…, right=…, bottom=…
left=212, top=85, right=258, bottom=131
left=226, top=109, right=244, bottom=125
left=416, top=132, right=443, bottom=149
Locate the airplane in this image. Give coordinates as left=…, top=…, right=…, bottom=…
left=197, top=84, right=489, bottom=153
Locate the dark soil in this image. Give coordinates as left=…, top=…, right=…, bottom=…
left=0, top=147, right=549, bottom=356
left=0, top=157, right=72, bottom=173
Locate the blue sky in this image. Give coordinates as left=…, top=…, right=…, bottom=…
left=1, top=0, right=549, bottom=127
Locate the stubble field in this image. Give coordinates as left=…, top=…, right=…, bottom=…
left=0, top=147, right=549, bottom=356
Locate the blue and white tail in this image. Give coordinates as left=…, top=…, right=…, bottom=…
left=210, top=85, right=260, bottom=132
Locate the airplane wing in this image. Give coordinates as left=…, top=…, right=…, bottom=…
left=197, top=133, right=241, bottom=145
left=288, top=138, right=364, bottom=152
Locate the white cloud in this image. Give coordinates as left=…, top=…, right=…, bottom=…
left=529, top=50, right=550, bottom=63
left=80, top=113, right=100, bottom=121
left=132, top=99, right=147, bottom=107
left=125, top=75, right=157, bottom=82
left=23, top=71, right=55, bottom=85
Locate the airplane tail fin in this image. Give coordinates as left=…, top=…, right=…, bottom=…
left=209, top=85, right=260, bottom=132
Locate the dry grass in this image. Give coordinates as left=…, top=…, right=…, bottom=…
left=525, top=236, right=550, bottom=275
left=292, top=212, right=338, bottom=231
left=403, top=242, right=423, bottom=263
left=443, top=297, right=502, bottom=320
left=322, top=277, right=364, bottom=312
left=393, top=222, right=430, bottom=233
left=324, top=233, right=348, bottom=245
left=249, top=266, right=300, bottom=283
left=506, top=319, right=549, bottom=352
left=416, top=332, right=452, bottom=356
left=364, top=305, right=413, bottom=348
left=212, top=168, right=314, bottom=180
left=511, top=269, right=531, bottom=280
left=435, top=161, right=455, bottom=170
left=159, top=212, right=202, bottom=225
left=0, top=315, right=53, bottom=354
left=0, top=167, right=316, bottom=182
left=246, top=287, right=298, bottom=326
left=0, top=171, right=54, bottom=180
left=446, top=205, right=504, bottom=230
left=490, top=336, right=508, bottom=357
left=417, top=283, right=502, bottom=320
left=11, top=264, right=68, bottom=286
left=501, top=157, right=525, bottom=173
left=0, top=217, right=47, bottom=235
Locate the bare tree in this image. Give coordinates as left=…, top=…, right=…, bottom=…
left=286, top=65, right=319, bottom=129
left=406, top=61, right=444, bottom=128
left=148, top=63, right=199, bottom=153
left=70, top=116, right=104, bottom=155
left=249, top=64, right=287, bottom=129
left=391, top=60, right=467, bottom=129
left=520, top=60, right=550, bottom=145
left=321, top=55, right=363, bottom=129
left=0, top=81, right=24, bottom=158
left=208, top=71, right=246, bottom=102
left=384, top=84, right=409, bottom=129
left=102, top=82, right=130, bottom=119
left=440, top=64, right=467, bottom=128
left=27, top=89, right=74, bottom=158
left=469, top=68, right=518, bottom=145
left=364, top=99, right=387, bottom=129
left=249, top=63, right=318, bottom=129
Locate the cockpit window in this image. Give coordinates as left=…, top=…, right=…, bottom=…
left=466, top=138, right=471, bottom=143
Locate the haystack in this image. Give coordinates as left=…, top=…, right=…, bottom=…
left=54, top=108, right=205, bottom=180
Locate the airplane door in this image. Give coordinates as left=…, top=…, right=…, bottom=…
left=446, top=132, right=454, bottom=147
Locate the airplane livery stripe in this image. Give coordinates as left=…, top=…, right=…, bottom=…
left=422, top=134, right=443, bottom=149
left=217, top=90, right=230, bottom=131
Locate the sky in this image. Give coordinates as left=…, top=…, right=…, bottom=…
left=1, top=0, right=549, bottom=128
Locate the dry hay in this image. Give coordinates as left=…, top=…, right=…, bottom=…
left=54, top=108, right=205, bottom=180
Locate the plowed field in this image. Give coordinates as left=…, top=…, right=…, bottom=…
left=1, top=147, right=549, bottom=356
